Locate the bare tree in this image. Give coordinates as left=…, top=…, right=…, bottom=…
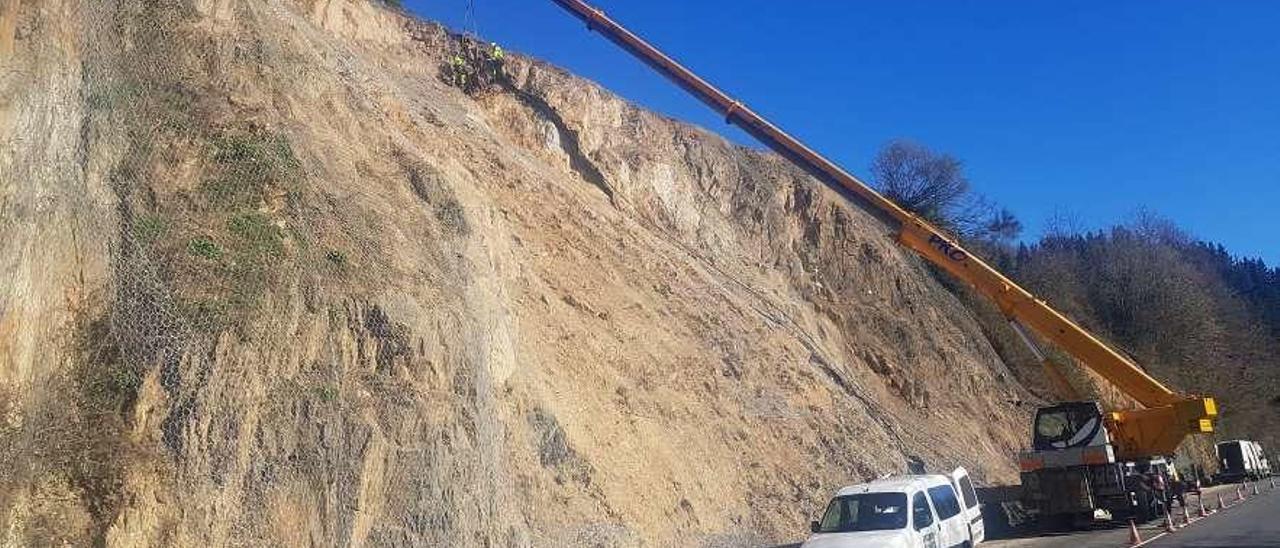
left=870, top=139, right=971, bottom=227
left=1042, top=206, right=1086, bottom=240
left=1129, top=207, right=1192, bottom=247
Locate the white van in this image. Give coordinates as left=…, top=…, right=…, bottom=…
left=802, top=469, right=982, bottom=548
left=947, top=467, right=984, bottom=544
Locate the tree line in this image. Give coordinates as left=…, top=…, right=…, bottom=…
left=870, top=140, right=1280, bottom=446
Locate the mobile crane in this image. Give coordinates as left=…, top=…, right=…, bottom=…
left=550, top=0, right=1219, bottom=525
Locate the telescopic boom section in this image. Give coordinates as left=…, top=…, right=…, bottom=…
left=550, top=0, right=1215, bottom=456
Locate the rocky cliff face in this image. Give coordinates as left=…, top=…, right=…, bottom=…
left=0, top=1, right=1033, bottom=545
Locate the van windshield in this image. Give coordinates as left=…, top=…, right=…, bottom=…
left=816, top=493, right=909, bottom=533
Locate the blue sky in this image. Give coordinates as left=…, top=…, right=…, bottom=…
left=405, top=0, right=1280, bottom=265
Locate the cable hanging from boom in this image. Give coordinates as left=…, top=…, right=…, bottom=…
left=548, top=0, right=1217, bottom=461
left=463, top=0, right=479, bottom=37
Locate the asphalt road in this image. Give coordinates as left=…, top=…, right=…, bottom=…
left=984, top=482, right=1280, bottom=548
left=773, top=482, right=1278, bottom=548
left=1147, top=482, right=1280, bottom=547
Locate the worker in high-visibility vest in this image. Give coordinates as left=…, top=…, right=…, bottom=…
left=450, top=55, right=469, bottom=87
left=486, top=43, right=505, bottom=81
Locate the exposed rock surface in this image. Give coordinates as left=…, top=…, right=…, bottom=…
left=0, top=1, right=1037, bottom=545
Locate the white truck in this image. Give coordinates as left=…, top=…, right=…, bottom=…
left=803, top=469, right=983, bottom=548
left=1214, top=440, right=1272, bottom=483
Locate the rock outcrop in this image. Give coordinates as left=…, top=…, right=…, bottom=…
left=1, top=1, right=1034, bottom=545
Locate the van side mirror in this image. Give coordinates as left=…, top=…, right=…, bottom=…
left=810, top=520, right=820, bottom=533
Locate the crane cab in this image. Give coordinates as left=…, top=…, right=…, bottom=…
left=1032, top=402, right=1109, bottom=451
left=1021, top=402, right=1117, bottom=472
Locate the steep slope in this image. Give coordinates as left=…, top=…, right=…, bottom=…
left=0, top=0, right=1032, bottom=546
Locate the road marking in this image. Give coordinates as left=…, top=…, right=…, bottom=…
left=1131, top=489, right=1273, bottom=546
left=1130, top=531, right=1168, bottom=547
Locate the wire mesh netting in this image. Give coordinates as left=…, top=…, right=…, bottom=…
left=2, top=1, right=1055, bottom=547
left=1, top=0, right=533, bottom=545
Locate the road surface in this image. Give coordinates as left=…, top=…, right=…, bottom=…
left=1147, top=482, right=1280, bottom=547
left=984, top=482, right=1279, bottom=548
left=771, top=481, right=1277, bottom=548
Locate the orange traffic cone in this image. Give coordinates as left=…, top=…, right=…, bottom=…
left=1164, top=509, right=1177, bottom=533
left=1198, top=495, right=1208, bottom=517
left=1218, top=492, right=1227, bottom=510
left=1129, top=519, right=1144, bottom=545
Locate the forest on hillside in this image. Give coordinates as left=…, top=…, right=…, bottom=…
left=987, top=220, right=1279, bottom=444
left=872, top=140, right=1280, bottom=451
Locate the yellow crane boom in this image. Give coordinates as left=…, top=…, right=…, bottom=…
left=550, top=0, right=1216, bottom=459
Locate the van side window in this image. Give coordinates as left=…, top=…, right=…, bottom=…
left=958, top=475, right=979, bottom=509
left=912, top=492, right=933, bottom=530
left=927, top=485, right=961, bottom=520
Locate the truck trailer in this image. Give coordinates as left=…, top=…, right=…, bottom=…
left=1214, top=440, right=1272, bottom=483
